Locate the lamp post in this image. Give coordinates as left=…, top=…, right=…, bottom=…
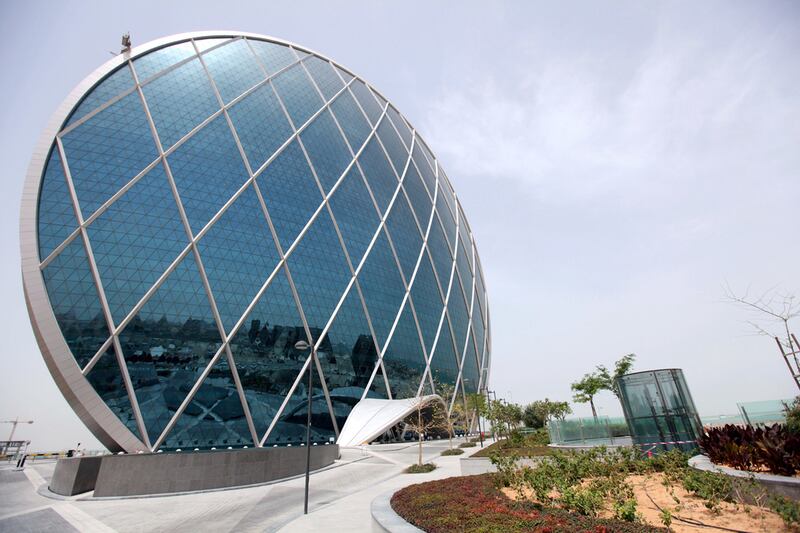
left=294, top=340, right=314, bottom=515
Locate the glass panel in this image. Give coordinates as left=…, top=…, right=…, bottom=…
left=286, top=209, right=351, bottom=331
left=84, top=345, right=141, bottom=439
left=436, top=185, right=457, bottom=252
left=162, top=357, right=253, bottom=450
left=356, top=229, right=405, bottom=351
left=426, top=217, right=454, bottom=294
left=117, top=252, right=222, bottom=445
left=37, top=148, right=77, bottom=259
left=461, top=332, right=480, bottom=394
left=334, top=65, right=354, bottom=84
left=133, top=41, right=196, bottom=84
left=317, top=284, right=378, bottom=428
left=271, top=64, right=324, bottom=128
left=203, top=39, right=265, bottom=104
left=475, top=258, right=488, bottom=330
left=429, top=317, right=459, bottom=389
left=248, top=39, right=297, bottom=75
left=228, top=266, right=307, bottom=439
left=349, top=81, right=382, bottom=125
left=303, top=56, right=344, bottom=101
left=437, top=164, right=457, bottom=218
left=257, top=140, right=323, bottom=251
left=383, top=190, right=423, bottom=283
left=383, top=302, right=426, bottom=399
left=329, top=90, right=371, bottom=152
left=88, top=162, right=187, bottom=325
left=168, top=115, right=249, bottom=234
left=447, top=288, right=470, bottom=361
left=264, top=364, right=336, bottom=445
left=143, top=57, right=221, bottom=149
left=197, top=185, right=280, bottom=333
left=327, top=166, right=380, bottom=268
left=472, top=303, right=485, bottom=373
left=456, top=234, right=473, bottom=299
left=228, top=83, right=293, bottom=172
left=300, top=109, right=352, bottom=193
left=412, top=144, right=437, bottom=196
left=402, top=163, right=432, bottom=230
left=194, top=38, right=231, bottom=52
left=357, top=137, right=397, bottom=215
left=41, top=237, right=109, bottom=369
left=62, top=91, right=158, bottom=218
left=65, top=65, right=134, bottom=126
left=368, top=364, right=390, bottom=398
left=386, top=106, right=412, bottom=149
left=409, top=251, right=444, bottom=353
left=376, top=119, right=408, bottom=176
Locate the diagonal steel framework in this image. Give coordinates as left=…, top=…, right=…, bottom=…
left=22, top=31, right=491, bottom=452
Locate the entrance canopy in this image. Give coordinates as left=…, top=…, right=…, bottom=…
left=336, top=395, right=443, bottom=447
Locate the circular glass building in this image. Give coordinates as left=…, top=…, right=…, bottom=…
left=21, top=32, right=490, bottom=452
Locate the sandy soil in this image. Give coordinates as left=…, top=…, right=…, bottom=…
left=502, top=472, right=790, bottom=532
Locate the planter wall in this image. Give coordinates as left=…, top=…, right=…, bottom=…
left=690, top=454, right=800, bottom=501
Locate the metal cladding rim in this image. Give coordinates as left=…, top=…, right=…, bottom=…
left=20, top=30, right=491, bottom=454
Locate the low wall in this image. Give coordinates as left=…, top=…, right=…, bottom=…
left=460, top=456, right=545, bottom=476
left=50, top=444, right=339, bottom=497
left=689, top=454, right=800, bottom=501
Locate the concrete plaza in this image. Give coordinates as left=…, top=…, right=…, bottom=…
left=0, top=437, right=491, bottom=532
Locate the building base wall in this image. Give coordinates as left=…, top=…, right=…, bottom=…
left=50, top=445, right=339, bottom=497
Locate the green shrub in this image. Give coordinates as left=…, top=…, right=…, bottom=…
left=460, top=441, right=477, bottom=448
left=770, top=494, right=800, bottom=527
left=441, top=448, right=464, bottom=456
left=405, top=462, right=437, bottom=473
left=785, top=397, right=800, bottom=435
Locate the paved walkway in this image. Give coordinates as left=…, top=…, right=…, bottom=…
left=0, top=437, right=492, bottom=532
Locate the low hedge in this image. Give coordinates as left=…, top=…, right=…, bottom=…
left=459, top=441, right=477, bottom=448
left=406, top=463, right=437, bottom=474
left=441, top=448, right=464, bottom=456
left=391, top=473, right=663, bottom=532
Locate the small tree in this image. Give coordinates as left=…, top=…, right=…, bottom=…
left=571, top=372, right=606, bottom=420
left=404, top=398, right=446, bottom=467
left=598, top=353, right=636, bottom=399
left=435, top=382, right=465, bottom=449
left=524, top=399, right=573, bottom=428
left=466, top=392, right=487, bottom=434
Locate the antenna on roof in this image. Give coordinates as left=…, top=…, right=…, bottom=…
left=121, top=32, right=131, bottom=53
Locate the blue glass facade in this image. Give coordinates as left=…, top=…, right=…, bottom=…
left=31, top=34, right=490, bottom=452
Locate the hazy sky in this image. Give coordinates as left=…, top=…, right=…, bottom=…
left=1, top=1, right=798, bottom=450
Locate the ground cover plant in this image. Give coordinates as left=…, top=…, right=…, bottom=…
left=405, top=463, right=437, bottom=474
left=441, top=448, right=464, bottom=456
left=699, top=423, right=800, bottom=476
left=473, top=428, right=555, bottom=458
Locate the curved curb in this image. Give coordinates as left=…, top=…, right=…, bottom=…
left=371, top=490, right=424, bottom=533
left=689, top=454, right=800, bottom=500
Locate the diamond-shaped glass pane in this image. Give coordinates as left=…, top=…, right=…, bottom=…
left=257, top=140, right=323, bottom=251
left=168, top=116, right=249, bottom=234
left=62, top=91, right=158, bottom=219
left=203, top=39, right=265, bottom=104
left=271, top=64, right=323, bottom=128
left=143, top=58, right=220, bottom=150
left=117, top=252, right=222, bottom=445
left=436, top=184, right=457, bottom=250
left=368, top=364, right=390, bottom=399
left=66, top=65, right=135, bottom=126
left=264, top=364, right=336, bottom=445
left=133, top=42, right=196, bottom=84
left=461, top=331, right=480, bottom=395
left=447, top=289, right=470, bottom=361
left=162, top=357, right=253, bottom=450
left=412, top=143, right=437, bottom=197
left=429, top=316, right=459, bottom=388
left=349, top=81, right=382, bottom=125
left=426, top=217, right=454, bottom=294
left=356, top=229, right=405, bottom=351
left=409, top=251, right=444, bottom=353
left=41, top=237, right=109, bottom=369
left=317, top=284, right=378, bottom=427
left=197, top=184, right=280, bottom=333
left=402, top=163, right=432, bottom=230
left=330, top=90, right=371, bottom=152
left=228, top=83, right=293, bottom=172
left=303, top=56, right=344, bottom=101
left=248, top=39, right=297, bottom=75
left=383, top=191, right=422, bottom=283
left=327, top=166, right=380, bottom=268
left=357, top=137, right=397, bottom=215
left=382, top=302, right=426, bottom=399
left=37, top=149, right=77, bottom=260
left=195, top=38, right=231, bottom=52
left=286, top=209, right=351, bottom=331
left=228, top=266, right=308, bottom=439
left=386, top=105, right=412, bottom=149
left=84, top=345, right=141, bottom=440
left=376, top=119, right=408, bottom=176
left=300, top=109, right=352, bottom=193
left=88, top=162, right=187, bottom=325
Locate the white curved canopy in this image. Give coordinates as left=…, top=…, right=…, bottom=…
left=336, top=395, right=443, bottom=447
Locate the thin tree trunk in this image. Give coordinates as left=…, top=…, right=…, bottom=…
left=418, top=409, right=423, bottom=466
left=590, top=397, right=598, bottom=420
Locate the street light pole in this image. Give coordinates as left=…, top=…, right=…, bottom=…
left=294, top=340, right=314, bottom=515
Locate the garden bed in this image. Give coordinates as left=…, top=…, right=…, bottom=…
left=391, top=474, right=662, bottom=532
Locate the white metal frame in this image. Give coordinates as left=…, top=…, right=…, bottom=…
left=20, top=31, right=490, bottom=452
